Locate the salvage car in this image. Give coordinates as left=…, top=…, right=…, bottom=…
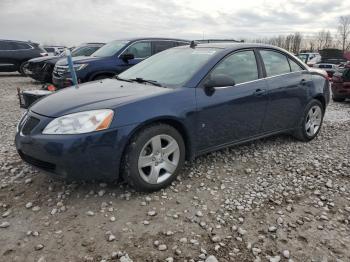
left=25, top=43, right=105, bottom=83
left=297, top=52, right=321, bottom=67
left=15, top=43, right=330, bottom=191
left=0, top=39, right=48, bottom=75
left=43, top=46, right=66, bottom=56
left=52, top=38, right=189, bottom=89
left=331, top=63, right=350, bottom=102
left=313, top=49, right=347, bottom=78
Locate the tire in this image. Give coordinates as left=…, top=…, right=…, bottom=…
left=332, top=96, right=345, bottom=102
left=122, top=124, right=185, bottom=192
left=293, top=99, right=324, bottom=142
left=18, top=62, right=28, bottom=76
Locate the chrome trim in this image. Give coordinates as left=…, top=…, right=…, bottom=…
left=0, top=63, right=15, bottom=66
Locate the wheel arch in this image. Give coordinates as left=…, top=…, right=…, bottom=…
left=121, top=117, right=194, bottom=164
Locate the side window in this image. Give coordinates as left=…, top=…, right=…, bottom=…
left=124, top=42, right=151, bottom=59
left=153, top=41, right=175, bottom=54
left=289, top=59, right=304, bottom=72
left=260, top=50, right=291, bottom=77
left=14, top=42, right=31, bottom=50
left=209, top=50, right=259, bottom=84
left=0, top=41, right=16, bottom=51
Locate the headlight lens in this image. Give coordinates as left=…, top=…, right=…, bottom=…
left=42, top=109, right=114, bottom=135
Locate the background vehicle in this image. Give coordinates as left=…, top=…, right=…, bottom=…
left=0, top=39, right=47, bottom=75
left=25, top=43, right=105, bottom=83
left=16, top=43, right=329, bottom=192
left=297, top=52, right=321, bottom=67
left=43, top=46, right=66, bottom=56
left=313, top=49, right=347, bottom=77
left=331, top=64, right=350, bottom=102
left=52, top=38, right=189, bottom=88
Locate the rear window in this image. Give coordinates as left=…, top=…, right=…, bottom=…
left=260, top=50, right=291, bottom=77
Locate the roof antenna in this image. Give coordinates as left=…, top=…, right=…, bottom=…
left=190, top=40, right=197, bottom=49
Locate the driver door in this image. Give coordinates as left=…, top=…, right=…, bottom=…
left=119, top=41, right=152, bottom=71
left=195, top=50, right=269, bottom=151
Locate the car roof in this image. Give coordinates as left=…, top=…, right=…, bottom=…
left=181, top=42, right=287, bottom=52
left=116, top=37, right=190, bottom=42
left=0, top=39, right=37, bottom=44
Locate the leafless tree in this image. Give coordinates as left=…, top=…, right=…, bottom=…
left=338, top=16, right=350, bottom=52
left=316, top=30, right=333, bottom=50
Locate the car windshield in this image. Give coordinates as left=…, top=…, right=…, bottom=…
left=119, top=47, right=218, bottom=88
left=71, top=46, right=100, bottom=57
left=92, top=40, right=129, bottom=57
left=297, top=54, right=309, bottom=63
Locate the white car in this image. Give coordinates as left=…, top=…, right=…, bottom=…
left=297, top=52, right=321, bottom=67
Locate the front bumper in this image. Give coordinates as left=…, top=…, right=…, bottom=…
left=15, top=111, right=136, bottom=181
left=52, top=75, right=74, bottom=89
left=26, top=63, right=54, bottom=83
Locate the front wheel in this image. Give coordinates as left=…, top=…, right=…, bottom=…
left=122, top=124, right=185, bottom=192
left=293, top=99, right=324, bottom=142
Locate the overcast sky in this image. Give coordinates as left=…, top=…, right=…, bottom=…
left=0, top=0, right=349, bottom=46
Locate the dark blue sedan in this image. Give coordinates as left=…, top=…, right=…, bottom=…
left=15, top=43, right=330, bottom=191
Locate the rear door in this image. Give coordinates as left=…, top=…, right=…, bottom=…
left=0, top=41, right=18, bottom=71
left=259, top=49, right=310, bottom=133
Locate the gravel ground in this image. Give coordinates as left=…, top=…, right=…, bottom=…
left=0, top=72, right=350, bottom=262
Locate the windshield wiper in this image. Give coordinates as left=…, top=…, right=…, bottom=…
left=114, top=75, right=133, bottom=83
left=129, top=77, right=163, bottom=87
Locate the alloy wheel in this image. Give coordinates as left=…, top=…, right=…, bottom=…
left=138, top=134, right=180, bottom=184
left=305, top=105, right=322, bottom=137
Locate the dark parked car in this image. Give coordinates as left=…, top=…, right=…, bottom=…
left=313, top=49, right=347, bottom=78
left=15, top=43, right=329, bottom=192
left=25, top=43, right=105, bottom=83
left=331, top=63, right=350, bottom=102
left=52, top=38, right=189, bottom=88
left=0, top=39, right=47, bottom=75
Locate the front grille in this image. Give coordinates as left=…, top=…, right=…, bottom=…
left=21, top=116, right=40, bottom=135
left=18, top=150, right=56, bottom=172
left=53, top=65, right=68, bottom=78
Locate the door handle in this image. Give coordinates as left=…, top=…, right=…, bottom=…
left=254, top=89, right=266, bottom=96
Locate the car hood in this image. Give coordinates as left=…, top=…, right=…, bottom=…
left=31, top=79, right=172, bottom=117
left=56, top=56, right=104, bottom=66
left=28, top=56, right=60, bottom=64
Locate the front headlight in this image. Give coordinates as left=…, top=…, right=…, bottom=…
left=42, top=109, right=114, bottom=135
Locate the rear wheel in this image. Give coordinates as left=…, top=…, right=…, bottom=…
left=293, top=99, right=324, bottom=142
left=122, top=124, right=185, bottom=192
left=18, top=62, right=28, bottom=76
left=332, top=96, right=345, bottom=102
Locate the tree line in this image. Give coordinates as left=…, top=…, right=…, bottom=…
left=247, top=16, right=350, bottom=54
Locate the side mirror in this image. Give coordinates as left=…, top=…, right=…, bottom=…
left=204, top=74, right=235, bottom=89
left=121, top=53, right=134, bottom=63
